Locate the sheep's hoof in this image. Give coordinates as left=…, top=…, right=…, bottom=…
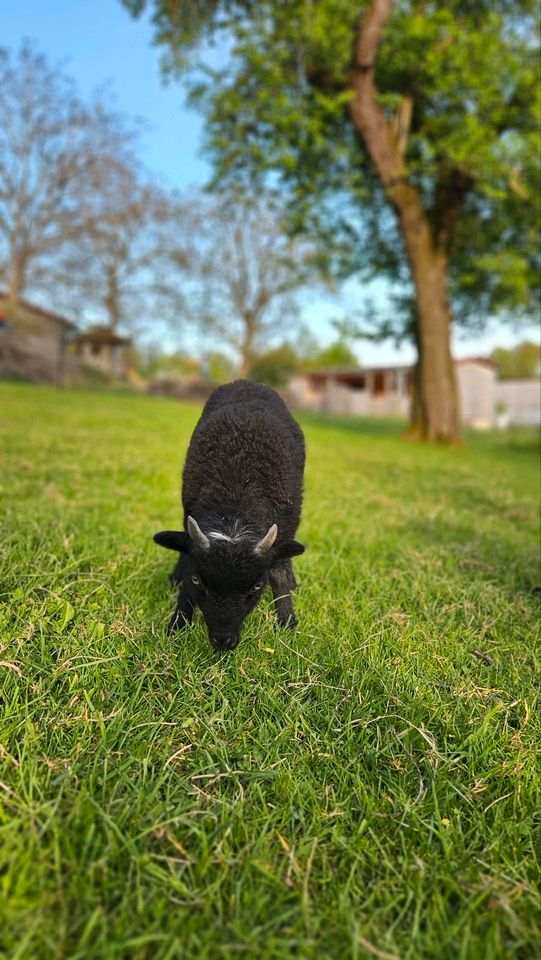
left=276, top=613, right=298, bottom=631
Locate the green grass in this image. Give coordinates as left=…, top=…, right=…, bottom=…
left=0, top=382, right=539, bottom=960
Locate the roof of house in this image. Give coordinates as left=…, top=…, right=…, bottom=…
left=302, top=365, right=411, bottom=382
left=72, top=325, right=131, bottom=346
left=300, top=357, right=497, bottom=381
left=455, top=356, right=499, bottom=369
left=0, top=290, right=76, bottom=330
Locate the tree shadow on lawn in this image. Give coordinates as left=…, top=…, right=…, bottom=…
left=465, top=427, right=540, bottom=461
left=399, top=514, right=540, bottom=598
left=297, top=410, right=404, bottom=437
left=298, top=412, right=540, bottom=453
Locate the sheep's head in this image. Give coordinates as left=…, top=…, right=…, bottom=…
left=154, top=516, right=304, bottom=650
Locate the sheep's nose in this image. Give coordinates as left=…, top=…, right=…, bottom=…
left=210, top=633, right=240, bottom=651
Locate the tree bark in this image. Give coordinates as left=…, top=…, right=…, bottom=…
left=239, top=313, right=257, bottom=378
left=396, top=206, right=459, bottom=441
left=349, top=0, right=460, bottom=442
left=411, top=273, right=459, bottom=442
left=7, top=253, right=26, bottom=310
left=104, top=264, right=122, bottom=332
left=239, top=348, right=255, bottom=378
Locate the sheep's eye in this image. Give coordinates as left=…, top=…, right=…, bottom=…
left=253, top=581, right=263, bottom=592
left=191, top=575, right=201, bottom=586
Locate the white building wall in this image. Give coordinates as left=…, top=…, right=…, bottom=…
left=456, top=363, right=496, bottom=429
left=289, top=364, right=540, bottom=430
left=318, top=380, right=410, bottom=417
left=494, top=380, right=541, bottom=426
left=288, top=374, right=320, bottom=408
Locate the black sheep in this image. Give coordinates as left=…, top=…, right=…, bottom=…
left=154, top=380, right=305, bottom=650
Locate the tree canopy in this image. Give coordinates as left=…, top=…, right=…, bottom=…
left=122, top=0, right=540, bottom=337
left=491, top=340, right=541, bottom=379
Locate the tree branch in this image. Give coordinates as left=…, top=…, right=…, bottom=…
left=391, top=95, right=413, bottom=159
left=431, top=166, right=474, bottom=253
left=349, top=0, right=403, bottom=188
left=348, top=0, right=436, bottom=257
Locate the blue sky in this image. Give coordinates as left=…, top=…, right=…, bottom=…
left=3, top=1, right=536, bottom=364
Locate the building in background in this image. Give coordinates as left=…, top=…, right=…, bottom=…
left=0, top=293, right=134, bottom=384
left=455, top=358, right=498, bottom=429
left=289, top=365, right=413, bottom=420
left=0, top=291, right=76, bottom=383
left=494, top=380, right=541, bottom=427
left=72, top=325, right=132, bottom=380
left=289, top=358, right=540, bottom=429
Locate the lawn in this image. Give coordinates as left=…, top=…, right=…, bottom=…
left=0, top=382, right=539, bottom=960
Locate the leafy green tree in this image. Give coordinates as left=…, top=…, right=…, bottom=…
left=250, top=344, right=300, bottom=386
left=204, top=350, right=236, bottom=385
left=137, top=347, right=200, bottom=380
left=307, top=338, right=359, bottom=370
left=491, top=341, right=541, bottom=380
left=123, top=0, right=539, bottom=440
left=250, top=334, right=358, bottom=384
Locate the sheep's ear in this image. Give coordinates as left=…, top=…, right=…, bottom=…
left=153, top=530, right=191, bottom=552
left=276, top=540, right=305, bottom=559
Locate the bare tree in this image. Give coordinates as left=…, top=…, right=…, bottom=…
left=0, top=42, right=140, bottom=310
left=58, top=162, right=189, bottom=334
left=181, top=193, right=319, bottom=376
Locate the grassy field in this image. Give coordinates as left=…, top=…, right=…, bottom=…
left=0, top=382, right=539, bottom=960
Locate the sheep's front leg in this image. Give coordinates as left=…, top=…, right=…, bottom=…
left=168, top=583, right=195, bottom=635
left=269, top=561, right=298, bottom=630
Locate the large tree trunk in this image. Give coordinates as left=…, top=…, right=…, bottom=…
left=349, top=0, right=461, bottom=442
left=7, top=253, right=26, bottom=309
left=104, top=264, right=121, bottom=332
left=397, top=207, right=459, bottom=441
left=239, top=314, right=257, bottom=378
left=239, top=348, right=255, bottom=379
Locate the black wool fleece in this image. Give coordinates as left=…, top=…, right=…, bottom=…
left=154, top=380, right=306, bottom=650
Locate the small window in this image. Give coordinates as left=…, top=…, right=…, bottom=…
left=91, top=343, right=101, bottom=356
left=348, top=376, right=366, bottom=391
left=373, top=372, right=385, bottom=395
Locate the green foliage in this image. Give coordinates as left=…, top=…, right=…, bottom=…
left=250, top=344, right=299, bottom=386
left=123, top=0, right=540, bottom=335
left=204, top=350, right=236, bottom=383
left=491, top=340, right=541, bottom=380
left=307, top=338, right=359, bottom=370
left=1, top=382, right=540, bottom=957
left=250, top=335, right=359, bottom=384
left=136, top=348, right=200, bottom=379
